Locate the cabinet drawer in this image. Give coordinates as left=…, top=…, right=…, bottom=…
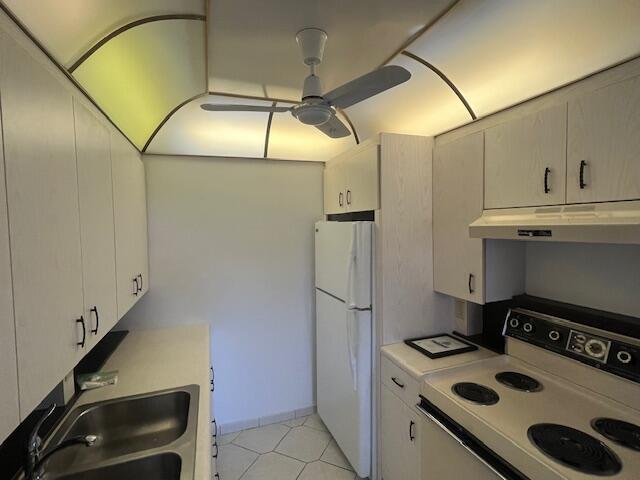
left=381, top=355, right=420, bottom=408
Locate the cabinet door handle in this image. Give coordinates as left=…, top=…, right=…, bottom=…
left=544, top=167, right=551, bottom=194
left=211, top=366, right=215, bottom=392
left=346, top=189, right=352, bottom=206
left=212, top=441, right=218, bottom=458
left=391, top=377, right=405, bottom=389
left=212, top=417, right=217, bottom=437
left=468, top=273, right=475, bottom=294
left=90, top=306, right=99, bottom=335
left=409, top=420, right=416, bottom=441
left=579, top=160, right=587, bottom=189
left=133, top=277, right=140, bottom=295
left=138, top=273, right=143, bottom=292
left=76, top=316, right=86, bottom=347
left=338, top=192, right=343, bottom=207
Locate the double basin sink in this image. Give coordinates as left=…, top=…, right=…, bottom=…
left=43, top=384, right=199, bottom=480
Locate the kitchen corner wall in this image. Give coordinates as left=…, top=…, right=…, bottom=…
left=526, top=242, right=640, bottom=318
left=118, top=155, right=324, bottom=427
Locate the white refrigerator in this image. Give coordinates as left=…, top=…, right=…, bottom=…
left=315, top=220, right=373, bottom=478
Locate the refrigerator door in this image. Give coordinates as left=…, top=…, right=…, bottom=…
left=316, top=290, right=371, bottom=478
left=315, top=221, right=372, bottom=307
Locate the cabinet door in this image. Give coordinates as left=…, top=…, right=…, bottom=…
left=0, top=35, right=84, bottom=416
left=0, top=90, right=20, bottom=443
left=112, top=133, right=147, bottom=317
left=485, top=105, right=567, bottom=208
left=323, top=160, right=346, bottom=214
left=567, top=75, right=640, bottom=203
left=73, top=100, right=117, bottom=348
left=346, top=142, right=379, bottom=212
left=433, top=133, right=485, bottom=303
left=381, top=385, right=420, bottom=480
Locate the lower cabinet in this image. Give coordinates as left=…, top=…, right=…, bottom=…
left=112, top=132, right=149, bottom=318
left=380, top=385, right=420, bottom=480
left=0, top=92, right=20, bottom=443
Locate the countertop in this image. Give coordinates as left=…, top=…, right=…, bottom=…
left=381, top=340, right=498, bottom=380
left=75, top=325, right=212, bottom=480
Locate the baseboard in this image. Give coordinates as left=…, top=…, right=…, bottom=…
left=219, top=405, right=317, bottom=434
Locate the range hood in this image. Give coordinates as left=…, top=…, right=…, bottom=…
left=469, top=201, right=640, bottom=244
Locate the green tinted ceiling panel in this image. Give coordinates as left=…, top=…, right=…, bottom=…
left=73, top=19, right=206, bottom=149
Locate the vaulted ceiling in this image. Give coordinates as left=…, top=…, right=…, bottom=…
left=3, top=0, right=640, bottom=161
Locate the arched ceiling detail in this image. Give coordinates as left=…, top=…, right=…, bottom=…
left=2, top=0, right=640, bottom=161
left=72, top=19, right=206, bottom=149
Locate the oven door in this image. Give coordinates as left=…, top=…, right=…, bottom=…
left=417, top=396, right=529, bottom=480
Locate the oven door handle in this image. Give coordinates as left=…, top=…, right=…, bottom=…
left=416, top=404, right=510, bottom=480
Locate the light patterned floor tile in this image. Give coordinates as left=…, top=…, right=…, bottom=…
left=304, top=413, right=328, bottom=432
left=281, top=415, right=308, bottom=427
left=275, top=426, right=331, bottom=462
left=240, top=452, right=304, bottom=480
left=218, top=431, right=240, bottom=446
left=320, top=439, right=353, bottom=471
left=298, top=461, right=356, bottom=480
left=217, top=444, right=258, bottom=480
left=233, top=423, right=290, bottom=454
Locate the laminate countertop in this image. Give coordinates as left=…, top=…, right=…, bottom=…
left=381, top=340, right=498, bottom=379
left=74, top=324, right=212, bottom=479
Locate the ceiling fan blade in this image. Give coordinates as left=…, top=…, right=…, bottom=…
left=200, top=104, right=290, bottom=113
left=315, top=115, right=351, bottom=139
left=324, top=65, right=411, bottom=109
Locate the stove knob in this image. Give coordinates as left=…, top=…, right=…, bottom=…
left=548, top=330, right=561, bottom=341
left=509, top=317, right=520, bottom=329
left=616, top=350, right=633, bottom=364
left=585, top=339, right=607, bottom=359
left=523, top=323, right=535, bottom=333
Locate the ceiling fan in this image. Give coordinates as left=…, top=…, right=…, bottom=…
left=200, top=28, right=411, bottom=139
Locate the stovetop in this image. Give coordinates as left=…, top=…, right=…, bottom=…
left=421, top=355, right=640, bottom=479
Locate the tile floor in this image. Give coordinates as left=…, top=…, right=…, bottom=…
left=215, top=414, right=360, bottom=480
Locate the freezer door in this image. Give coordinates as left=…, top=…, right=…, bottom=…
left=314, top=221, right=372, bottom=307
left=316, top=290, right=371, bottom=478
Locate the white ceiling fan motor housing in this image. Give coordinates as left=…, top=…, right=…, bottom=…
left=296, top=28, right=328, bottom=66
left=292, top=101, right=332, bottom=126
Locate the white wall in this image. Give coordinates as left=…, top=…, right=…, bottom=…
left=526, top=242, right=640, bottom=317
left=119, top=155, right=324, bottom=427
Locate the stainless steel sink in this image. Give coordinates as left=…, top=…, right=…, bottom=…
left=44, top=385, right=198, bottom=480
left=55, top=453, right=182, bottom=480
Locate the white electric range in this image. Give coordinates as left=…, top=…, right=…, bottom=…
left=418, top=306, right=640, bottom=480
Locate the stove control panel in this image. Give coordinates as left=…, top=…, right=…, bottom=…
left=504, top=308, right=640, bottom=383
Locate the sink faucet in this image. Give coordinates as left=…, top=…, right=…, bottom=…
left=26, top=404, right=99, bottom=480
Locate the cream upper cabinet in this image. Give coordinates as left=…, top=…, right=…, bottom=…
left=323, top=160, right=347, bottom=214
left=0, top=35, right=85, bottom=416
left=344, top=141, right=379, bottom=212
left=323, top=140, right=379, bottom=214
left=0, top=86, right=20, bottom=443
left=433, top=132, right=485, bottom=303
left=484, top=105, right=567, bottom=208
left=112, top=133, right=148, bottom=318
left=73, top=99, right=118, bottom=349
left=380, top=385, right=420, bottom=480
left=567, top=75, right=640, bottom=203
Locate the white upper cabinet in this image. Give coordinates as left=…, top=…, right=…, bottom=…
left=433, top=132, right=485, bottom=303
left=73, top=99, right=118, bottom=349
left=112, top=132, right=148, bottom=318
left=567, top=75, right=640, bottom=203
left=0, top=82, right=20, bottom=443
left=485, top=105, right=567, bottom=209
left=0, top=34, right=85, bottom=416
left=323, top=140, right=379, bottom=214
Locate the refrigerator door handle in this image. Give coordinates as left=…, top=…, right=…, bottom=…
left=346, top=309, right=359, bottom=391
left=346, top=223, right=358, bottom=309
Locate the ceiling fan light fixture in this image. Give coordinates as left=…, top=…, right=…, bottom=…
left=293, top=104, right=332, bottom=126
